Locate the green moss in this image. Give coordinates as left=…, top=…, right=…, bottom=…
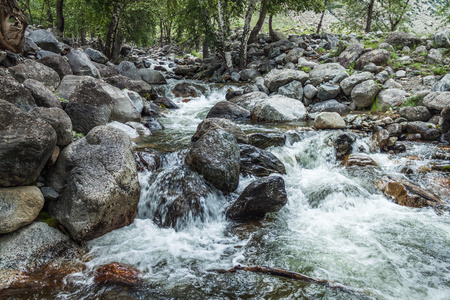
left=432, top=66, right=448, bottom=75
left=73, top=131, right=85, bottom=141
left=401, top=95, right=423, bottom=107
left=37, top=212, right=59, bottom=228
left=317, top=47, right=325, bottom=54
left=408, top=62, right=423, bottom=70
left=301, top=67, right=311, bottom=73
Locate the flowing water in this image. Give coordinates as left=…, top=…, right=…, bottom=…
left=37, top=81, right=450, bottom=299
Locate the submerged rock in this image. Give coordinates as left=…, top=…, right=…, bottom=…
left=227, top=176, right=287, bottom=220
left=343, top=153, right=378, bottom=167
left=334, top=133, right=356, bottom=160
left=239, top=144, right=286, bottom=177
left=94, top=262, right=142, bottom=286
left=249, top=133, right=286, bottom=149
left=191, top=118, right=248, bottom=144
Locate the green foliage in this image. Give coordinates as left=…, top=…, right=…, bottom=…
left=362, top=39, right=381, bottom=49
left=432, top=66, right=448, bottom=75
left=408, top=62, right=423, bottom=70
left=401, top=95, right=423, bottom=107
left=316, top=47, right=325, bottom=54
left=55, top=92, right=69, bottom=103
left=301, top=66, right=311, bottom=73
left=36, top=212, right=59, bottom=228
left=73, top=131, right=85, bottom=141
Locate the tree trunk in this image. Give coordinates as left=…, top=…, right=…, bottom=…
left=365, top=0, right=375, bottom=33
left=217, top=0, right=233, bottom=73
left=268, top=13, right=274, bottom=39
left=56, top=0, right=64, bottom=33
left=0, top=0, right=28, bottom=53
left=316, top=0, right=328, bottom=34
left=248, top=0, right=266, bottom=44
left=104, top=3, right=121, bottom=59
left=202, top=41, right=209, bottom=58
left=110, top=32, right=123, bottom=64
left=45, top=0, right=53, bottom=27
left=239, top=0, right=256, bottom=69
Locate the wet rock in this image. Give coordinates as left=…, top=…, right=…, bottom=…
left=239, top=144, right=286, bottom=177
left=334, top=133, right=356, bottom=160
left=386, top=123, right=403, bottom=137
left=142, top=102, right=162, bottom=117
left=0, top=187, right=44, bottom=234
left=371, top=129, right=390, bottom=150
left=9, top=60, right=60, bottom=92
left=376, top=176, right=443, bottom=208
left=228, top=91, right=268, bottom=111
left=65, top=49, right=100, bottom=78
left=186, top=129, right=240, bottom=193
left=338, top=42, right=365, bottom=68
left=423, top=92, right=450, bottom=111
left=153, top=97, right=179, bottom=109
left=355, top=49, right=390, bottom=70
left=85, top=48, right=108, bottom=64
left=310, top=99, right=350, bottom=114
left=351, top=80, right=381, bottom=109
left=278, top=80, right=303, bottom=100
left=0, top=76, right=37, bottom=111
left=191, top=118, right=248, bottom=144
left=0, top=100, right=56, bottom=187
left=24, top=79, right=62, bottom=108
left=340, top=72, right=374, bottom=96
left=375, top=89, right=406, bottom=111
left=343, top=153, right=378, bottom=167
left=309, top=63, right=348, bottom=85
left=226, top=176, right=287, bottom=220
left=46, top=126, right=140, bottom=242
left=28, top=29, right=62, bottom=53
left=94, top=263, right=142, bottom=286
left=123, top=89, right=144, bottom=114
left=264, top=69, right=308, bottom=92
left=139, top=69, right=167, bottom=84
left=134, top=151, right=160, bottom=172
left=405, top=121, right=440, bottom=141
left=173, top=82, right=201, bottom=98
left=399, top=106, right=431, bottom=122
left=251, top=95, right=307, bottom=123
left=314, top=112, right=346, bottom=130
left=206, top=101, right=250, bottom=120
left=249, top=133, right=286, bottom=150
left=38, top=55, right=73, bottom=79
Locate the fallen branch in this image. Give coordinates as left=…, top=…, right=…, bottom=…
left=217, top=265, right=374, bottom=299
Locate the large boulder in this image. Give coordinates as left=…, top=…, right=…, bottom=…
left=310, top=99, right=350, bottom=114
left=314, top=112, right=346, bottom=129
left=355, top=49, right=390, bottom=70
left=46, top=126, right=140, bottom=242
left=27, top=29, right=62, bottom=53
left=100, top=82, right=141, bottom=123
left=277, top=80, right=303, bottom=100
left=0, top=187, right=44, bottom=234
left=351, top=80, right=381, bottom=109
left=85, top=48, right=108, bottom=64
left=29, top=107, right=73, bottom=147
left=191, top=118, right=248, bottom=144
left=340, top=72, right=374, bottom=96
left=399, top=106, right=431, bottom=122
left=384, top=32, right=421, bottom=48
left=139, top=69, right=166, bottom=84
left=317, top=83, right=340, bottom=100
left=9, top=60, right=60, bottom=91
left=228, top=91, right=268, bottom=111
left=240, top=68, right=261, bottom=82
left=23, top=79, right=62, bottom=108
left=172, top=82, right=201, bottom=98
left=285, top=47, right=304, bottom=63
left=226, top=176, right=287, bottom=220
left=206, top=101, right=250, bottom=120
left=0, top=76, right=36, bottom=111
left=55, top=75, right=90, bottom=100
left=239, top=144, right=286, bottom=177
left=343, top=153, right=378, bottom=167
left=405, top=121, right=440, bottom=141
left=376, top=176, right=443, bottom=208
left=38, top=55, right=73, bottom=79
left=104, top=75, right=153, bottom=96
left=139, top=166, right=216, bottom=229
left=94, top=62, right=120, bottom=78
left=264, top=69, right=308, bottom=92
left=0, top=100, right=56, bottom=187
left=118, top=61, right=140, bottom=80
left=309, top=63, right=348, bottom=85
left=423, top=92, right=450, bottom=111
left=185, top=129, right=240, bottom=193
left=249, top=133, right=286, bottom=149
left=375, top=89, right=406, bottom=111
left=432, top=74, right=450, bottom=92
left=338, top=42, right=365, bottom=68
left=65, top=49, right=100, bottom=78
left=432, top=29, right=450, bottom=48
left=250, top=95, right=307, bottom=122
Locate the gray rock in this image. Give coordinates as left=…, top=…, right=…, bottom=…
left=351, top=80, right=381, bottom=109
left=255, top=77, right=270, bottom=94
left=264, top=68, right=308, bottom=92
left=432, top=29, right=450, bottom=48
left=343, top=153, right=378, bottom=167
left=27, top=29, right=62, bottom=53
left=226, top=176, right=287, bottom=220
left=239, top=144, right=286, bottom=177
left=36, top=49, right=57, bottom=59
left=285, top=47, right=304, bottom=63
left=38, top=55, right=73, bottom=79
left=372, top=129, right=390, bottom=150
left=314, top=112, right=346, bottom=129
left=139, top=69, right=167, bottom=84
left=0, top=76, right=36, bottom=111
left=0, top=101, right=56, bottom=187
left=277, top=80, right=303, bottom=100
left=376, top=89, right=406, bottom=111
left=0, top=186, right=44, bottom=234
left=334, top=133, right=356, bottom=160
left=153, top=97, right=178, bottom=109
left=41, top=186, right=59, bottom=201
left=317, top=83, right=340, bottom=100
left=105, top=75, right=153, bottom=97
left=303, top=84, right=318, bottom=99
left=172, top=82, right=203, bottom=98
left=363, top=63, right=378, bottom=73
left=251, top=95, right=307, bottom=122
left=55, top=75, right=90, bottom=100
left=240, top=68, right=261, bottom=82
left=375, top=70, right=389, bottom=83
left=23, top=38, right=39, bottom=56
left=46, top=126, right=140, bottom=242
left=310, top=99, right=350, bottom=114
left=29, top=107, right=73, bottom=147
left=432, top=74, right=450, bottom=92
left=423, top=92, right=450, bottom=111
left=406, top=121, right=440, bottom=141
left=355, top=49, right=390, bottom=70
left=228, top=91, right=268, bottom=111
left=399, top=106, right=431, bottom=122
left=185, top=129, right=240, bottom=194
left=310, top=63, right=348, bottom=85
left=65, top=49, right=100, bottom=78
left=191, top=118, right=248, bottom=144
left=123, top=89, right=144, bottom=114
left=9, top=60, right=60, bottom=92
left=426, top=49, right=443, bottom=64
left=338, top=42, right=365, bottom=68
left=100, top=81, right=141, bottom=123
left=384, top=32, right=421, bottom=48
left=118, top=61, right=140, bottom=80
left=85, top=48, right=108, bottom=64
left=377, top=42, right=394, bottom=51
left=206, top=101, right=250, bottom=120
left=23, top=79, right=62, bottom=108
left=386, top=123, right=403, bottom=137
left=395, top=70, right=407, bottom=79
left=383, top=78, right=402, bottom=89
left=249, top=133, right=286, bottom=149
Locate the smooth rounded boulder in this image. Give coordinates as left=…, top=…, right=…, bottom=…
left=9, top=60, right=60, bottom=92
left=251, top=95, right=307, bottom=123
left=351, top=80, right=381, bottom=109
left=0, top=100, right=56, bottom=187
left=0, top=76, right=36, bottom=111
left=191, top=118, right=248, bottom=144
left=65, top=49, right=100, bottom=78
left=29, top=107, right=73, bottom=147
left=46, top=126, right=140, bottom=242
left=206, top=101, right=250, bottom=120
left=314, top=112, right=346, bottom=129
left=239, top=144, right=286, bottom=177
left=23, top=79, right=62, bottom=108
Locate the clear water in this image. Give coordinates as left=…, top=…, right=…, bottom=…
left=54, top=82, right=450, bottom=299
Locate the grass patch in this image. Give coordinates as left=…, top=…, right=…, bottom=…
left=301, top=66, right=311, bottom=73
left=73, top=131, right=85, bottom=141
left=432, top=66, right=448, bottom=75
left=36, top=212, right=59, bottom=228
left=401, top=95, right=423, bottom=107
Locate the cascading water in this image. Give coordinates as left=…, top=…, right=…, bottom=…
left=55, top=81, right=449, bottom=300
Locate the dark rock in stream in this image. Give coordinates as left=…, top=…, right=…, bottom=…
left=134, top=151, right=160, bottom=172
left=227, top=176, right=287, bottom=220
left=248, top=133, right=286, bottom=149
left=172, top=82, right=201, bottom=98
left=191, top=118, right=248, bottom=144
left=334, top=133, right=356, bottom=160
left=94, top=263, right=143, bottom=286
left=239, top=144, right=286, bottom=177
left=206, top=101, right=250, bottom=120
left=342, top=153, right=378, bottom=167
left=153, top=97, right=179, bottom=109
